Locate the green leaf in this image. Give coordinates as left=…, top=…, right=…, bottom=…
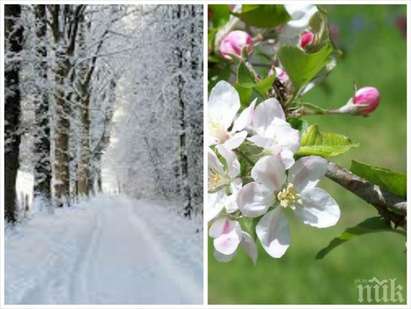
left=208, top=28, right=218, bottom=55
left=237, top=141, right=265, bottom=179
left=316, top=217, right=404, bottom=259
left=208, top=62, right=231, bottom=91
left=209, top=5, right=231, bottom=28
left=288, top=118, right=310, bottom=132
left=278, top=44, right=333, bottom=92
left=297, top=124, right=359, bottom=157
left=235, top=84, right=253, bottom=108
left=237, top=62, right=255, bottom=88
left=254, top=74, right=276, bottom=97
left=233, top=5, right=291, bottom=28
left=240, top=217, right=258, bottom=240
left=351, top=161, right=407, bottom=198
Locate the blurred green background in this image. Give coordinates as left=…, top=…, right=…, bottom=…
left=208, top=5, right=407, bottom=304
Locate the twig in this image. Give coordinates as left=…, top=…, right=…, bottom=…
left=243, top=60, right=260, bottom=82
left=326, top=161, right=406, bottom=229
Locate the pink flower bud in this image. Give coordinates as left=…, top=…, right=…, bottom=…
left=299, top=31, right=314, bottom=49
left=338, top=86, right=380, bottom=116
left=275, top=67, right=289, bottom=84
left=219, top=31, right=253, bottom=60
left=353, top=87, right=380, bottom=115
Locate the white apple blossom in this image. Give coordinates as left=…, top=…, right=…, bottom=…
left=209, top=217, right=258, bottom=264
left=238, top=155, right=340, bottom=258
left=248, top=98, right=300, bottom=168
left=208, top=145, right=242, bottom=221
left=208, top=81, right=255, bottom=149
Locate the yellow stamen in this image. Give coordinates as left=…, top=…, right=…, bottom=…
left=208, top=169, right=228, bottom=193
left=277, top=183, right=302, bottom=208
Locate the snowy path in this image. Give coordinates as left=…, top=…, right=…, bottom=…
left=5, top=195, right=202, bottom=304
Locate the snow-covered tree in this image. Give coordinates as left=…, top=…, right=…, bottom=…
left=104, top=5, right=203, bottom=216
left=5, top=5, right=24, bottom=223
left=5, top=4, right=203, bottom=221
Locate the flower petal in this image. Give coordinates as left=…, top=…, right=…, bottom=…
left=248, top=134, right=276, bottom=150
left=208, top=148, right=224, bottom=175
left=216, top=145, right=240, bottom=178
left=232, top=99, right=256, bottom=132
left=222, top=130, right=247, bottom=150
left=248, top=135, right=295, bottom=169
left=208, top=81, right=240, bottom=130
left=207, top=134, right=219, bottom=147
left=225, top=178, right=242, bottom=213
left=213, top=223, right=242, bottom=255
left=209, top=217, right=241, bottom=237
left=240, top=231, right=258, bottom=265
left=256, top=207, right=290, bottom=258
left=269, top=118, right=300, bottom=153
left=285, top=4, right=318, bottom=29
left=207, top=191, right=225, bottom=222
left=237, top=182, right=272, bottom=217
left=252, top=98, right=285, bottom=135
left=214, top=250, right=236, bottom=263
left=280, top=148, right=295, bottom=170
left=251, top=155, right=286, bottom=191
left=288, top=156, right=328, bottom=192
left=295, top=187, right=340, bottom=228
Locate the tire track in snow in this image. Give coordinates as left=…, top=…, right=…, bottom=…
left=126, top=199, right=202, bottom=304
left=69, top=207, right=103, bottom=303
left=15, top=209, right=95, bottom=304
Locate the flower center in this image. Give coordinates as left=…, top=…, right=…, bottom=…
left=277, top=183, right=302, bottom=208
left=209, top=121, right=230, bottom=143
left=208, top=169, right=228, bottom=193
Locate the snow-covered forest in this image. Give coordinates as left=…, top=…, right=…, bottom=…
left=4, top=4, right=203, bottom=304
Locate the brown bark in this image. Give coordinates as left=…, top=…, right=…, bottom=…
left=326, top=161, right=406, bottom=229
left=50, top=5, right=85, bottom=206
left=76, top=20, right=91, bottom=196
left=53, top=50, right=71, bottom=207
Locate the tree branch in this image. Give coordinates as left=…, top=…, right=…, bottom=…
left=326, top=161, right=406, bottom=229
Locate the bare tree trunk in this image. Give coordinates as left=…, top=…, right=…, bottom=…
left=5, top=5, right=24, bottom=223
left=33, top=5, right=52, bottom=207
left=54, top=48, right=71, bottom=207
left=77, top=93, right=91, bottom=195
left=50, top=5, right=85, bottom=206
left=77, top=18, right=110, bottom=197
left=76, top=20, right=91, bottom=196
left=174, top=5, right=192, bottom=218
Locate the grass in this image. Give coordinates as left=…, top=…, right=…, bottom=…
left=208, top=5, right=407, bottom=304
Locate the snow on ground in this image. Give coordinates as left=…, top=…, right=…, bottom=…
left=5, top=194, right=203, bottom=304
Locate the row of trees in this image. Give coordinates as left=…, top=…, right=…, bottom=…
left=104, top=5, right=203, bottom=217
left=5, top=5, right=120, bottom=221
left=5, top=4, right=203, bottom=222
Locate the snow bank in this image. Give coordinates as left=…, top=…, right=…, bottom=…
left=5, top=194, right=202, bottom=304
